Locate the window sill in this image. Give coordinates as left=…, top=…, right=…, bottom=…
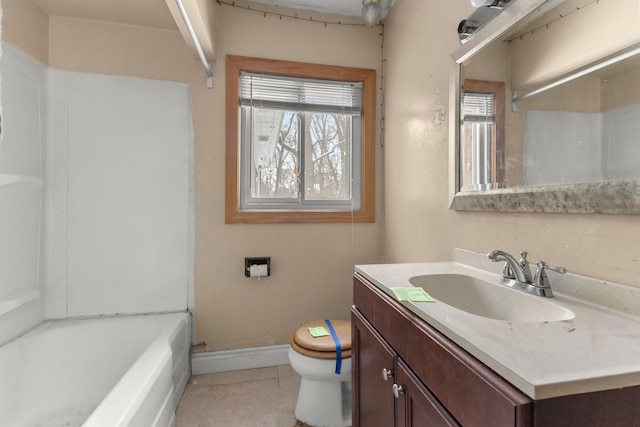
left=225, top=208, right=375, bottom=224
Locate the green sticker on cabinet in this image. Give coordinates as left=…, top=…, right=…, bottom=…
left=390, top=287, right=435, bottom=302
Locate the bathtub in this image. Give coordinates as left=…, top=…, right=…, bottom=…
left=0, top=312, right=191, bottom=427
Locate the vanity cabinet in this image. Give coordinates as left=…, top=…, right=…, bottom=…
left=352, top=272, right=640, bottom=427
left=352, top=273, right=532, bottom=427
left=352, top=309, right=458, bottom=427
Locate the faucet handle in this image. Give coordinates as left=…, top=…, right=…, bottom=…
left=519, top=251, right=528, bottom=262
left=546, top=264, right=567, bottom=275
left=533, top=261, right=566, bottom=289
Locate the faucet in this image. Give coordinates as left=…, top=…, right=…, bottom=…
left=487, top=249, right=565, bottom=297
left=487, top=249, right=532, bottom=283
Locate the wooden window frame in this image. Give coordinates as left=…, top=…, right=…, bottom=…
left=461, top=79, right=506, bottom=189
left=225, top=55, right=376, bottom=224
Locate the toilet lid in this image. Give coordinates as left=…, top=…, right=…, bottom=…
left=291, top=320, right=351, bottom=359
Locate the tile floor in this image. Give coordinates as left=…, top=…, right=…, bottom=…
left=175, top=365, right=302, bottom=427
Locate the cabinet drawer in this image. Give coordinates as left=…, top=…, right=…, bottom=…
left=354, top=273, right=532, bottom=427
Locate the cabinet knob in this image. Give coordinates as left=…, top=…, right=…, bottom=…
left=392, top=383, right=404, bottom=398
left=382, top=368, right=393, bottom=381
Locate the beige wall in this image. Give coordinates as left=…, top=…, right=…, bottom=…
left=511, top=0, right=640, bottom=90
left=2, top=0, right=49, bottom=64
left=194, top=8, right=383, bottom=350
left=601, top=64, right=640, bottom=112
left=3, top=1, right=384, bottom=350
left=7, top=0, right=640, bottom=355
left=381, top=0, right=463, bottom=262
left=383, top=0, right=640, bottom=289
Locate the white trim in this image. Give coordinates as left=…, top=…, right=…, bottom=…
left=191, top=344, right=290, bottom=375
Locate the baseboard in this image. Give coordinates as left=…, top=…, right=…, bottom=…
left=191, top=344, right=290, bottom=375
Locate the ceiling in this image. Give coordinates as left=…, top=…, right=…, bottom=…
left=249, top=0, right=364, bottom=17
left=32, top=0, right=369, bottom=31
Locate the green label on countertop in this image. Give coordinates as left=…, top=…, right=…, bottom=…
left=390, top=287, right=435, bottom=302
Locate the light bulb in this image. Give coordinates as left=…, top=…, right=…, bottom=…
left=470, top=0, right=493, bottom=7
left=362, top=0, right=382, bottom=27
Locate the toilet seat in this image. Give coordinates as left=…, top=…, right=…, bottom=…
left=291, top=320, right=351, bottom=359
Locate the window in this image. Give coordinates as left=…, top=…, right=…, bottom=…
left=226, top=55, right=376, bottom=223
left=460, top=80, right=505, bottom=191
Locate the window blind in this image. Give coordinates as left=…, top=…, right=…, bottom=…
left=240, top=72, right=362, bottom=115
left=462, top=92, right=495, bottom=123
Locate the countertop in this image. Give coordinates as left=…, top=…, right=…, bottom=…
left=354, top=249, right=640, bottom=400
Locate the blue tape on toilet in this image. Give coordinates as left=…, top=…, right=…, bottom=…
left=325, top=319, right=342, bottom=375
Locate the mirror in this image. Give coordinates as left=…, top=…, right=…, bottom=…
left=449, top=0, right=640, bottom=213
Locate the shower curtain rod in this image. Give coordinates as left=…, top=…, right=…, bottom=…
left=511, top=44, right=640, bottom=111
left=175, top=0, right=213, bottom=88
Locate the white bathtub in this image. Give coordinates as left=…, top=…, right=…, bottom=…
left=0, top=312, right=191, bottom=427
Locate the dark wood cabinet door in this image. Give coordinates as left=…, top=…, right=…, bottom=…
left=395, top=359, right=459, bottom=427
left=352, top=308, right=396, bottom=427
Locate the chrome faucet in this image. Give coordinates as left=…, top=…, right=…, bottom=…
left=487, top=250, right=532, bottom=283
left=487, top=249, right=565, bottom=297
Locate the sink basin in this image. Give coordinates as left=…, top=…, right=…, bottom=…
left=408, top=274, right=575, bottom=322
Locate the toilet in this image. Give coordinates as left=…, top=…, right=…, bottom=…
left=288, top=319, right=352, bottom=427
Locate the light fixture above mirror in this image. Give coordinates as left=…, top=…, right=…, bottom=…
left=458, top=0, right=514, bottom=43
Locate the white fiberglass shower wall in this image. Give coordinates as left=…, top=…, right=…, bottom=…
left=524, top=105, right=640, bottom=186
left=46, top=69, right=192, bottom=319
left=0, top=43, right=46, bottom=342
left=0, top=41, right=193, bottom=343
